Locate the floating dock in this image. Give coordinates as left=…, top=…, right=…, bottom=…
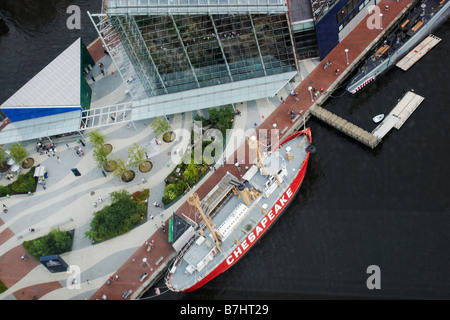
left=311, top=91, right=424, bottom=148
left=373, top=90, right=425, bottom=135
left=396, top=34, right=442, bottom=71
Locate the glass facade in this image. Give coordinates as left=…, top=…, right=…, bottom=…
left=109, top=12, right=297, bottom=98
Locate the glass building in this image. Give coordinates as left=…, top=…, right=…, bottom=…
left=98, top=0, right=299, bottom=118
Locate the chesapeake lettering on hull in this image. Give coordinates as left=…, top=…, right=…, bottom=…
left=226, top=187, right=294, bottom=265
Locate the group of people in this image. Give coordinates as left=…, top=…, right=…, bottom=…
left=99, top=62, right=107, bottom=76
left=75, top=146, right=84, bottom=157
left=36, top=140, right=57, bottom=157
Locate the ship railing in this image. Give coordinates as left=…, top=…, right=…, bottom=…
left=169, top=225, right=257, bottom=291
left=171, top=245, right=241, bottom=291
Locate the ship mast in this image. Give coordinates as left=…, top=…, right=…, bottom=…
left=187, top=193, right=222, bottom=253
left=247, top=135, right=267, bottom=176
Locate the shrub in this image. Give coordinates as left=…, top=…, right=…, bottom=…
left=11, top=168, right=36, bottom=194
left=162, top=184, right=179, bottom=205
left=0, top=280, right=6, bottom=294
left=0, top=185, right=11, bottom=197
left=23, top=228, right=73, bottom=260
left=85, top=190, right=146, bottom=242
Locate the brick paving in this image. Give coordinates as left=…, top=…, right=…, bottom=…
left=0, top=245, right=40, bottom=290
left=90, top=226, right=174, bottom=300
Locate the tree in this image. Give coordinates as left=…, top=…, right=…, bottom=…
left=150, top=117, right=171, bottom=137
left=93, top=146, right=109, bottom=169
left=9, top=143, right=27, bottom=164
left=128, top=143, right=146, bottom=167
left=183, top=163, right=199, bottom=186
left=112, top=158, right=129, bottom=179
left=0, top=147, right=8, bottom=169
left=89, top=130, right=106, bottom=149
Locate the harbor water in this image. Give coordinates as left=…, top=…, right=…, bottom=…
left=0, top=0, right=449, bottom=300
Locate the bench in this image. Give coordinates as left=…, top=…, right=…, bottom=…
left=291, top=114, right=301, bottom=123
left=440, top=0, right=446, bottom=5
left=412, top=21, right=423, bottom=32
left=375, top=45, right=390, bottom=57
left=281, top=126, right=289, bottom=135
left=401, top=19, right=409, bottom=28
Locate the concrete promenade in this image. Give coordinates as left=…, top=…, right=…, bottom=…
left=0, top=0, right=411, bottom=300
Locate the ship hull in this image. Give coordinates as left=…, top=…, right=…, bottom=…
left=347, top=0, right=450, bottom=94
left=167, top=129, right=311, bottom=293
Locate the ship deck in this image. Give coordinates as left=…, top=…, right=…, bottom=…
left=348, top=0, right=448, bottom=88
left=167, top=130, right=311, bottom=292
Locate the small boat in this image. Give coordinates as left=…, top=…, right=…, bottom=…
left=373, top=114, right=384, bottom=123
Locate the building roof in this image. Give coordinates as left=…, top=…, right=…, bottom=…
left=289, top=0, right=313, bottom=23
left=107, top=0, right=288, bottom=15
left=1, top=39, right=82, bottom=112
left=0, top=38, right=87, bottom=144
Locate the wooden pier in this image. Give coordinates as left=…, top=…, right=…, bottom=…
left=310, top=91, right=424, bottom=149
left=310, top=106, right=379, bottom=148
left=396, top=34, right=442, bottom=71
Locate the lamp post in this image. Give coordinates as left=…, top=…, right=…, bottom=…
left=143, top=257, right=153, bottom=271
left=379, top=14, right=383, bottom=29
left=308, top=86, right=313, bottom=101
left=345, top=49, right=349, bottom=65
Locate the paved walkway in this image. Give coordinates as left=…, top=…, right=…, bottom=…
left=0, top=0, right=412, bottom=300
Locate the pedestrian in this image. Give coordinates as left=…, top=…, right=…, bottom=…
left=98, top=198, right=103, bottom=203
left=57, top=156, right=61, bottom=163
left=91, top=74, right=96, bottom=82
left=385, top=4, right=388, bottom=10
left=115, top=275, right=120, bottom=281
left=335, top=68, right=340, bottom=76
left=102, top=294, right=107, bottom=300
left=101, top=68, right=105, bottom=76
left=66, top=143, right=69, bottom=148
left=93, top=202, right=97, bottom=208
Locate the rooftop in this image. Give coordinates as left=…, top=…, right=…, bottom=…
left=106, top=0, right=288, bottom=15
